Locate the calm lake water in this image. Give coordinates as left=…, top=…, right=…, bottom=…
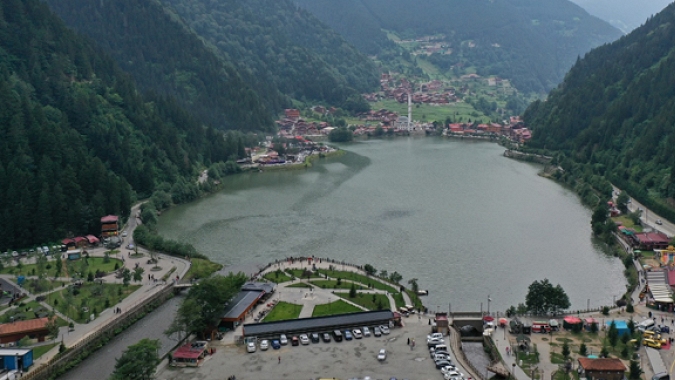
left=156, top=138, right=626, bottom=312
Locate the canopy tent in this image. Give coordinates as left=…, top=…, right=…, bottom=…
left=605, top=320, right=629, bottom=336
left=483, top=316, right=494, bottom=322
left=649, top=283, right=673, bottom=303
left=563, top=316, right=583, bottom=330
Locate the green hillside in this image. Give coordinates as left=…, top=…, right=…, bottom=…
left=523, top=2, right=675, bottom=220
left=294, top=0, right=622, bottom=94
left=44, top=0, right=279, bottom=131
left=0, top=0, right=249, bottom=249
left=158, top=0, right=379, bottom=109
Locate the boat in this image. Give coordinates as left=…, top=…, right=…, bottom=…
left=417, top=290, right=429, bottom=296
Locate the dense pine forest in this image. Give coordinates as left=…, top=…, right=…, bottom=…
left=0, top=0, right=250, bottom=250
left=294, top=0, right=622, bottom=94
left=45, top=0, right=279, bottom=131
left=159, top=0, right=379, bottom=109
left=523, top=2, right=675, bottom=221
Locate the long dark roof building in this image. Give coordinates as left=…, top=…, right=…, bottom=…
left=243, top=310, right=394, bottom=337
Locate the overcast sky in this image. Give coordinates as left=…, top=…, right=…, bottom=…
left=570, top=0, right=673, bottom=33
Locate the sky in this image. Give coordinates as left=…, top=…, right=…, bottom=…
left=570, top=0, right=673, bottom=33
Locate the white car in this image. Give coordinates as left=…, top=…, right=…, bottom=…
left=260, top=339, right=269, bottom=351
left=441, top=365, right=459, bottom=375
left=434, top=353, right=451, bottom=362
left=122, top=231, right=128, bottom=237
left=377, top=348, right=387, bottom=361
left=246, top=342, right=256, bottom=353
left=379, top=325, right=390, bottom=335
left=353, top=329, right=363, bottom=339
left=362, top=326, right=371, bottom=337
left=444, top=370, right=465, bottom=380
left=656, top=219, right=663, bottom=225
left=428, top=332, right=443, bottom=341
left=280, top=334, right=288, bottom=345
left=299, top=334, right=310, bottom=345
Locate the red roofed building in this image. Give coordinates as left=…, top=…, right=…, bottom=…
left=284, top=109, right=300, bottom=121
left=101, top=215, right=119, bottom=237
left=171, top=341, right=211, bottom=367
left=0, top=318, right=50, bottom=344
left=577, top=357, right=626, bottom=380
left=630, top=231, right=670, bottom=250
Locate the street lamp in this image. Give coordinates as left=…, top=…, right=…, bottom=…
left=488, top=295, right=492, bottom=315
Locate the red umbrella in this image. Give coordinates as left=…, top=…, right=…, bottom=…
left=499, top=318, right=508, bottom=326
left=483, top=315, right=495, bottom=322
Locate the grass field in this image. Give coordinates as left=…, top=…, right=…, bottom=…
left=0, top=257, right=123, bottom=278
left=264, top=301, right=302, bottom=322
left=183, top=258, right=223, bottom=281
left=312, top=300, right=363, bottom=317
left=263, top=269, right=292, bottom=283
left=1, top=300, right=68, bottom=326
left=46, top=283, right=140, bottom=323
left=370, top=99, right=489, bottom=124
left=310, top=280, right=365, bottom=290
left=335, top=292, right=390, bottom=311
left=612, top=215, right=644, bottom=232
left=285, top=268, right=322, bottom=279
left=315, top=269, right=397, bottom=293
left=33, top=343, right=59, bottom=359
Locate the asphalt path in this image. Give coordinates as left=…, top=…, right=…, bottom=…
left=612, top=185, right=675, bottom=236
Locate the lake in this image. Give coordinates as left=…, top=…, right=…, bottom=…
left=156, top=138, right=626, bottom=312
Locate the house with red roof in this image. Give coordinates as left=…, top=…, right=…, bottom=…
left=577, top=357, right=626, bottom=380
left=101, top=215, right=119, bottom=237
left=0, top=318, right=50, bottom=344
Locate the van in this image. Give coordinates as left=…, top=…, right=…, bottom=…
left=638, top=319, right=655, bottom=332
left=333, top=330, right=343, bottom=342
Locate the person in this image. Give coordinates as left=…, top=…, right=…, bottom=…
left=407, top=337, right=410, bottom=345
left=278, top=356, right=281, bottom=364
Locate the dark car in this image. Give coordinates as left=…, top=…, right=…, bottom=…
left=322, top=333, right=331, bottom=342
left=436, top=360, right=453, bottom=369
left=344, top=330, right=353, bottom=340
left=291, top=336, right=299, bottom=346
left=333, top=330, right=343, bottom=342
left=311, top=333, right=320, bottom=343
left=272, top=340, right=281, bottom=349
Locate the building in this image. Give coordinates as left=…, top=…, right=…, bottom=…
left=170, top=341, right=211, bottom=367
left=577, top=357, right=626, bottom=380
left=630, top=231, right=670, bottom=250
left=0, top=318, right=50, bottom=344
left=219, top=283, right=275, bottom=330
left=243, top=310, right=394, bottom=339
left=100, top=215, right=119, bottom=238
left=0, top=348, right=33, bottom=372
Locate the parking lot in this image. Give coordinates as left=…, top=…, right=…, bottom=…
left=156, top=315, right=457, bottom=380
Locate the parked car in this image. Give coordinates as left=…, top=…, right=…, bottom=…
left=362, top=327, right=371, bottom=337
left=373, top=327, right=382, bottom=337
left=434, top=353, right=451, bottom=362
left=311, top=333, right=320, bottom=343
left=246, top=342, right=256, bottom=353
left=377, top=348, right=387, bottom=361
left=427, top=338, right=444, bottom=347
left=427, top=333, right=443, bottom=341
left=299, top=334, right=310, bottom=345
left=322, top=333, right=331, bottom=343
left=291, top=336, right=299, bottom=346
left=280, top=334, right=288, bottom=345
left=42, top=246, right=50, bottom=254
left=380, top=325, right=390, bottom=335
left=353, top=329, right=363, bottom=339
left=272, top=340, right=281, bottom=349
left=441, top=365, right=459, bottom=375
left=436, top=360, right=454, bottom=369
left=260, top=340, right=269, bottom=351
left=444, top=371, right=465, bottom=380
left=333, top=330, right=343, bottom=342
left=656, top=219, right=663, bottom=225
left=344, top=330, right=353, bottom=340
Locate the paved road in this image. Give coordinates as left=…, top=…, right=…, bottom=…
left=612, top=185, right=675, bottom=236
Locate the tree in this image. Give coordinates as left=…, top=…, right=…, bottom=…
left=408, top=278, right=419, bottom=294
left=364, top=264, right=376, bottom=276
left=591, top=202, right=609, bottom=235
left=165, top=298, right=202, bottom=342
left=562, top=340, right=570, bottom=359
left=600, top=346, right=609, bottom=358
left=174, top=272, right=247, bottom=338
left=627, top=318, right=635, bottom=334
left=36, top=253, right=48, bottom=280
left=46, top=314, right=59, bottom=340
left=133, top=267, right=145, bottom=283
left=122, top=268, right=131, bottom=286
left=379, top=270, right=388, bottom=279
left=349, top=283, right=357, bottom=298
left=525, top=279, right=570, bottom=314
left=55, top=257, right=63, bottom=278
left=626, top=303, right=634, bottom=313
left=110, top=339, right=161, bottom=380
left=628, top=360, right=642, bottom=380
left=579, top=343, right=587, bottom=356
left=616, top=191, right=629, bottom=213
left=389, top=271, right=403, bottom=284
left=607, top=320, right=619, bottom=347
left=590, top=322, right=598, bottom=333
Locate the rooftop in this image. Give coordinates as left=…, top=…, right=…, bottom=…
left=0, top=318, right=49, bottom=336
left=221, top=291, right=263, bottom=320
left=243, top=310, right=394, bottom=336
left=578, top=357, right=626, bottom=372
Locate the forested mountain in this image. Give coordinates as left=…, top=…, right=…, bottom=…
left=0, top=0, right=249, bottom=250
left=570, top=0, right=672, bottom=33
left=523, top=2, right=675, bottom=217
left=293, top=0, right=622, bottom=94
left=44, top=0, right=279, bottom=132
left=157, top=0, right=379, bottom=109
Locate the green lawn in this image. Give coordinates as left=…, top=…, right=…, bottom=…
left=405, top=290, right=425, bottom=311
left=46, top=283, right=140, bottom=323
left=183, top=258, right=223, bottom=281
left=286, top=282, right=313, bottom=288
left=263, top=269, right=292, bottom=283
left=0, top=257, right=123, bottom=279
left=263, top=301, right=302, bottom=322
left=23, top=279, right=66, bottom=294
left=612, top=215, right=643, bottom=232
left=312, top=300, right=363, bottom=317
left=310, top=280, right=365, bottom=290
left=371, top=99, right=490, bottom=124
left=392, top=292, right=406, bottom=308
left=33, top=343, right=58, bottom=360
left=285, top=268, right=322, bottom=279
left=335, top=292, right=390, bottom=311
left=1, top=301, right=68, bottom=326
left=315, top=269, right=397, bottom=293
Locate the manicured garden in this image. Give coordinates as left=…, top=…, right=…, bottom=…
left=335, top=292, right=389, bottom=311
left=183, top=258, right=223, bottom=281
left=0, top=300, right=68, bottom=326
left=33, top=343, right=59, bottom=360
left=263, top=269, right=292, bottom=283
left=0, top=256, right=123, bottom=279
left=285, top=268, right=322, bottom=279
left=315, top=269, right=397, bottom=293
left=46, top=283, right=140, bottom=323
left=263, top=301, right=302, bottom=322
left=310, top=280, right=365, bottom=290
left=312, top=300, right=362, bottom=317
